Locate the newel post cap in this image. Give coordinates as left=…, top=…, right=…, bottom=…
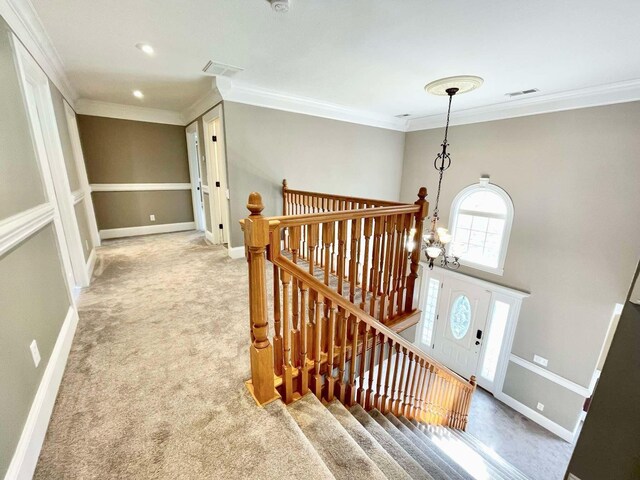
left=247, top=192, right=264, bottom=217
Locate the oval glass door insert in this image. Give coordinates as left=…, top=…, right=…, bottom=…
left=450, top=295, right=471, bottom=339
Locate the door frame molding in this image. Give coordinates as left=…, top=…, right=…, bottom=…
left=185, top=121, right=205, bottom=231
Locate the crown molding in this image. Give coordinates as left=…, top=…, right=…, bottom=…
left=1, top=0, right=78, bottom=104
left=217, top=78, right=408, bottom=132
left=407, top=79, right=640, bottom=132
left=182, top=78, right=224, bottom=125
left=75, top=99, right=185, bottom=125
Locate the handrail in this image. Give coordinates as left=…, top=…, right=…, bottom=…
left=269, top=204, right=421, bottom=227
left=273, top=253, right=472, bottom=389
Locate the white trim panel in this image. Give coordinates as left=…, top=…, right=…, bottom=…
left=407, top=79, right=640, bottom=132
left=5, top=306, right=79, bottom=480
left=75, top=99, right=184, bottom=126
left=86, top=247, right=97, bottom=279
left=227, top=246, right=245, bottom=259
left=99, top=221, right=195, bottom=240
left=71, top=189, right=84, bottom=205
left=509, top=354, right=592, bottom=398
left=0, top=203, right=55, bottom=257
left=91, top=183, right=192, bottom=192
left=495, top=391, right=575, bottom=443
left=0, top=0, right=78, bottom=104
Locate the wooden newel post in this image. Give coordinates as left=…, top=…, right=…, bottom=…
left=405, top=187, right=429, bottom=312
left=244, top=192, right=278, bottom=404
left=282, top=178, right=288, bottom=216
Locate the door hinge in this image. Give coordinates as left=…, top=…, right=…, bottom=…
left=215, top=181, right=221, bottom=187
left=218, top=224, right=223, bottom=229
left=212, top=135, right=217, bottom=142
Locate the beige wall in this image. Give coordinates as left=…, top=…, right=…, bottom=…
left=0, top=15, right=71, bottom=476
left=77, top=115, right=192, bottom=231
left=223, top=101, right=406, bottom=246
left=0, top=18, right=46, bottom=221
left=401, top=102, right=640, bottom=431
left=92, top=191, right=193, bottom=229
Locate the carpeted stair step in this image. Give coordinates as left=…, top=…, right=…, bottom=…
left=287, top=394, right=386, bottom=480
left=327, top=400, right=411, bottom=480
left=410, top=422, right=510, bottom=480
left=390, top=415, right=469, bottom=480
left=350, top=404, right=433, bottom=479
left=448, top=429, right=529, bottom=480
left=368, top=409, right=451, bottom=480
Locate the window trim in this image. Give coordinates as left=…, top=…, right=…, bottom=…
left=448, top=178, right=514, bottom=276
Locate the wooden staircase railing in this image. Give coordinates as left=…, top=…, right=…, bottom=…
left=242, top=184, right=477, bottom=431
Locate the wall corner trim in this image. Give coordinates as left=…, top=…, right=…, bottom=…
left=99, top=222, right=195, bottom=240
left=227, top=245, right=245, bottom=260
left=5, top=306, right=79, bottom=480
left=75, top=99, right=185, bottom=126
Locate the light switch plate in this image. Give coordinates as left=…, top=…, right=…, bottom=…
left=533, top=354, right=548, bottom=367
left=150, top=214, right=156, bottom=222
left=30, top=340, right=41, bottom=367
left=536, top=402, right=544, bottom=411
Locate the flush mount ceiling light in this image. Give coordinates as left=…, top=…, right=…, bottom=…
left=269, top=0, right=290, bottom=12
left=135, top=43, right=154, bottom=55
left=132, top=90, right=144, bottom=98
left=425, top=75, right=484, bottom=96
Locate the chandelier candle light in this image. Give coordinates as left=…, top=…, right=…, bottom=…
left=409, top=75, right=484, bottom=270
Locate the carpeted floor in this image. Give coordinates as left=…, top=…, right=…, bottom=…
left=35, top=231, right=332, bottom=480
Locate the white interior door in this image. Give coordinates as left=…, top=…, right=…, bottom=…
left=431, top=278, right=491, bottom=380
left=185, top=122, right=205, bottom=231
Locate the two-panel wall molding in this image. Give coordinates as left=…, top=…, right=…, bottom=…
left=91, top=183, right=192, bottom=192
left=509, top=354, right=593, bottom=398
left=0, top=203, right=55, bottom=257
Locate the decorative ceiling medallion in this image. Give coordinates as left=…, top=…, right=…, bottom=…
left=425, top=75, right=484, bottom=96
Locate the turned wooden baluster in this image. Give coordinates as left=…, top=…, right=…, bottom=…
left=357, top=324, right=370, bottom=406
left=281, top=270, right=294, bottom=403
left=412, top=359, right=427, bottom=419
left=347, top=315, right=359, bottom=406
left=326, top=304, right=337, bottom=401
left=388, top=343, right=401, bottom=414
left=382, top=338, right=394, bottom=412
left=369, top=217, right=384, bottom=317
left=399, top=349, right=413, bottom=414
left=424, top=365, right=436, bottom=424
left=312, top=293, right=324, bottom=398
left=391, top=347, right=408, bottom=415
left=365, top=327, right=377, bottom=410
left=336, top=220, right=347, bottom=297
left=337, top=309, right=349, bottom=403
left=308, top=223, right=319, bottom=276
left=243, top=192, right=277, bottom=404
left=348, top=218, right=361, bottom=304
left=360, top=217, right=373, bottom=310
left=273, top=264, right=283, bottom=376
left=402, top=351, right=415, bottom=416
left=396, top=213, right=412, bottom=315
left=389, top=214, right=405, bottom=319
left=405, top=187, right=429, bottom=312
left=380, top=215, right=396, bottom=323
left=322, top=222, right=334, bottom=286
left=299, top=282, right=309, bottom=395
left=290, top=226, right=301, bottom=367
left=374, top=333, right=386, bottom=410
left=462, top=376, right=476, bottom=430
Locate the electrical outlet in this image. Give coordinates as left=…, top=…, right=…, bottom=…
left=533, top=354, right=548, bottom=367
left=536, top=402, right=544, bottom=412
left=150, top=214, right=156, bottom=222
left=30, top=340, right=41, bottom=367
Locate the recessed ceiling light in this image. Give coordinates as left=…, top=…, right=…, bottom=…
left=425, top=76, right=484, bottom=96
left=133, top=90, right=144, bottom=98
left=135, top=43, right=154, bottom=55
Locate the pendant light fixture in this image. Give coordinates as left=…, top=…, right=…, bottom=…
left=415, top=75, right=483, bottom=270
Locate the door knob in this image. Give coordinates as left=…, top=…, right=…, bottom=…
left=475, top=340, right=480, bottom=345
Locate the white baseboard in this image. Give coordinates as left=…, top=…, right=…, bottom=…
left=204, top=230, right=214, bottom=244
left=99, top=222, right=195, bottom=240
left=494, top=391, right=575, bottom=443
left=227, top=245, right=245, bottom=259
left=5, top=306, right=79, bottom=480
left=86, top=248, right=96, bottom=280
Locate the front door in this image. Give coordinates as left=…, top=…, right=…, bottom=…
left=431, top=278, right=491, bottom=380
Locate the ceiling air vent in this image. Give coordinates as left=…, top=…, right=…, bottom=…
left=202, top=60, right=244, bottom=77
left=506, top=88, right=539, bottom=98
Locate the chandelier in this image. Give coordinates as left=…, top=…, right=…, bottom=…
left=409, top=76, right=483, bottom=270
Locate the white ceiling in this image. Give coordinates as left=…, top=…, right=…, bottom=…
left=31, top=0, right=640, bottom=122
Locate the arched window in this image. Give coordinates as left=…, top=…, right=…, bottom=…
left=448, top=178, right=513, bottom=275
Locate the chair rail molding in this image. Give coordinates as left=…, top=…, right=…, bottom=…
left=91, top=183, right=192, bottom=192
left=0, top=203, right=55, bottom=257
left=509, top=354, right=592, bottom=398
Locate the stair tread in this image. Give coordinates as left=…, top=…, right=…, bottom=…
left=447, top=428, right=529, bottom=480
left=369, top=410, right=454, bottom=480
left=391, top=415, right=470, bottom=480
left=287, top=394, right=386, bottom=480
left=350, top=404, right=434, bottom=480
left=410, top=422, right=512, bottom=480
left=327, top=400, right=411, bottom=480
